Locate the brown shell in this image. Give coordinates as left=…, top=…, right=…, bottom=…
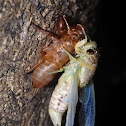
left=28, top=15, right=85, bottom=88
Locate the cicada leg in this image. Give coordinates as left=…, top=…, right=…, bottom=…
left=25, top=48, right=46, bottom=74
left=26, top=58, right=43, bottom=73
left=75, top=39, right=88, bottom=55
left=31, top=22, right=60, bottom=43
left=62, top=15, right=70, bottom=31
left=62, top=46, right=77, bottom=62
left=46, top=67, right=64, bottom=75
left=74, top=24, right=91, bottom=55
left=77, top=24, right=88, bottom=40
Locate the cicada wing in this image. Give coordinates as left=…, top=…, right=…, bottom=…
left=83, top=80, right=95, bottom=126
left=60, top=70, right=78, bottom=126
left=66, top=70, right=78, bottom=126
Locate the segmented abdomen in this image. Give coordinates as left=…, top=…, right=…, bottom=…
left=32, top=39, right=76, bottom=88
left=49, top=77, right=70, bottom=113
left=32, top=60, right=59, bottom=88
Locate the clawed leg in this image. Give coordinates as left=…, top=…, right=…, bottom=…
left=26, top=58, right=43, bottom=74
left=62, top=15, right=70, bottom=32
left=32, top=22, right=62, bottom=53
left=31, top=22, right=60, bottom=43
left=75, top=39, right=88, bottom=55
left=77, top=24, right=88, bottom=40
left=61, top=45, right=76, bottom=62
left=46, top=67, right=64, bottom=75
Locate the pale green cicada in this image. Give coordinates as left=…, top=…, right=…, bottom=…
left=49, top=26, right=99, bottom=126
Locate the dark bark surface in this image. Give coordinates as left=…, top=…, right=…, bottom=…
left=0, top=0, right=99, bottom=125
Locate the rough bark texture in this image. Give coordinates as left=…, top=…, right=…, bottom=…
left=0, top=0, right=99, bottom=125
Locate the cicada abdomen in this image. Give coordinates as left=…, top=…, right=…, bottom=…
left=28, top=15, right=86, bottom=88
left=49, top=34, right=99, bottom=126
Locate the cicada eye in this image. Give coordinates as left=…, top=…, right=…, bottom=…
left=86, top=49, right=95, bottom=55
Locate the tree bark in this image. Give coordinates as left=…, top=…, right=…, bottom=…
left=0, top=0, right=99, bottom=125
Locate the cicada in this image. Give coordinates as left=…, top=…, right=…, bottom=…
left=49, top=30, right=98, bottom=126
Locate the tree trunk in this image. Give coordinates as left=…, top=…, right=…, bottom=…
left=0, top=0, right=99, bottom=125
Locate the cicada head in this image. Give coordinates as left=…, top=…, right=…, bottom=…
left=76, top=41, right=99, bottom=87
left=76, top=40, right=99, bottom=69
left=83, top=41, right=98, bottom=68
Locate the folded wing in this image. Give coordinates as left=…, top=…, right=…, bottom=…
left=84, top=80, right=95, bottom=126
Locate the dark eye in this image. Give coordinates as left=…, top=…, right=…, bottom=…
left=86, top=49, right=95, bottom=55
